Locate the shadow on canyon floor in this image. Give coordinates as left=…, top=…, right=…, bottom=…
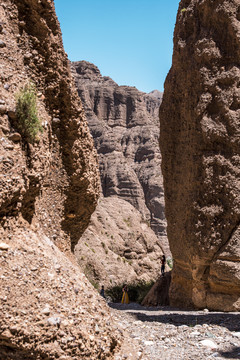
left=109, top=303, right=240, bottom=332
left=219, top=347, right=240, bottom=359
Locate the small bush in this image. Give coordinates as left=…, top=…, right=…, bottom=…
left=16, top=83, right=42, bottom=143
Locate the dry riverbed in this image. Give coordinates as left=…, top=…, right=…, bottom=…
left=112, top=303, right=240, bottom=360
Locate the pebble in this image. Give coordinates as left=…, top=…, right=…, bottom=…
left=24, top=52, right=32, bottom=59
left=200, top=339, right=218, bottom=349
left=42, top=307, right=50, bottom=315
left=0, top=242, right=10, bottom=250
left=47, top=316, right=61, bottom=326
left=9, top=133, right=21, bottom=142
left=144, top=341, right=154, bottom=346
left=0, top=40, right=6, bottom=48
left=0, top=104, right=7, bottom=114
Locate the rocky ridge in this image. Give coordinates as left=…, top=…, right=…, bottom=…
left=160, top=0, right=240, bottom=311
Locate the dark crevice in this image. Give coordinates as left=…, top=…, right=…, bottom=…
left=212, top=221, right=240, bottom=261
left=21, top=175, right=41, bottom=224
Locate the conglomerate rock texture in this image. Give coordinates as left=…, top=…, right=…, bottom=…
left=72, top=61, right=169, bottom=258
left=160, top=0, right=240, bottom=311
left=0, top=0, right=125, bottom=358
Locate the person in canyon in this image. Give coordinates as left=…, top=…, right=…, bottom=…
left=161, top=255, right=166, bottom=276
left=121, top=285, right=129, bottom=304
left=100, top=285, right=105, bottom=298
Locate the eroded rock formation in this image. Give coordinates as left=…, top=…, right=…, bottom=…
left=72, top=61, right=169, bottom=257
left=75, top=196, right=164, bottom=288
left=160, top=0, right=240, bottom=311
left=0, top=1, right=124, bottom=357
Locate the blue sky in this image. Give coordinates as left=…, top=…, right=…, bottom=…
left=54, top=0, right=180, bottom=93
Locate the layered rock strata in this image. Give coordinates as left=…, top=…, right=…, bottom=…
left=0, top=0, right=123, bottom=357
left=72, top=61, right=169, bottom=256
left=160, top=0, right=240, bottom=311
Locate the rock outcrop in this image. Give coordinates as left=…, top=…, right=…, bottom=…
left=72, top=61, right=169, bottom=257
left=160, top=0, right=240, bottom=311
left=75, top=196, right=164, bottom=288
left=141, top=272, right=171, bottom=307
left=0, top=0, right=124, bottom=357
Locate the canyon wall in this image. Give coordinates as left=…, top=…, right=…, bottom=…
left=160, top=0, right=240, bottom=311
left=72, top=61, right=169, bottom=257
left=0, top=0, right=123, bottom=358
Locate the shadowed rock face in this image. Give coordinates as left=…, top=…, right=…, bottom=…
left=160, top=0, right=240, bottom=311
left=72, top=61, right=170, bottom=255
left=0, top=1, right=125, bottom=358
left=141, top=272, right=171, bottom=307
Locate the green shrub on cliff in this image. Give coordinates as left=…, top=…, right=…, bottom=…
left=16, top=83, right=42, bottom=143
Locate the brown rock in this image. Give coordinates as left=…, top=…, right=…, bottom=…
left=159, top=0, right=240, bottom=311
left=9, top=132, right=21, bottom=142
left=0, top=104, right=7, bottom=114
left=72, top=61, right=169, bottom=256
left=7, top=109, right=17, bottom=121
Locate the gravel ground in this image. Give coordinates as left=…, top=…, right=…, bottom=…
left=111, top=303, right=240, bottom=360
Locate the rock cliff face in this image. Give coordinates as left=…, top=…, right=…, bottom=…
left=75, top=196, right=164, bottom=288
left=160, top=0, right=240, bottom=311
left=0, top=1, right=123, bottom=358
left=72, top=61, right=169, bottom=256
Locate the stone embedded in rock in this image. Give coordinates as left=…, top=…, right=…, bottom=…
left=0, top=104, right=7, bottom=114
left=47, top=316, right=61, bottom=326
left=0, top=329, right=12, bottom=339
left=200, top=340, right=218, bottom=349
left=0, top=242, right=10, bottom=250
left=7, top=109, right=17, bottom=121
left=42, top=307, right=50, bottom=315
left=0, top=40, right=6, bottom=47
left=9, top=133, right=21, bottom=142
